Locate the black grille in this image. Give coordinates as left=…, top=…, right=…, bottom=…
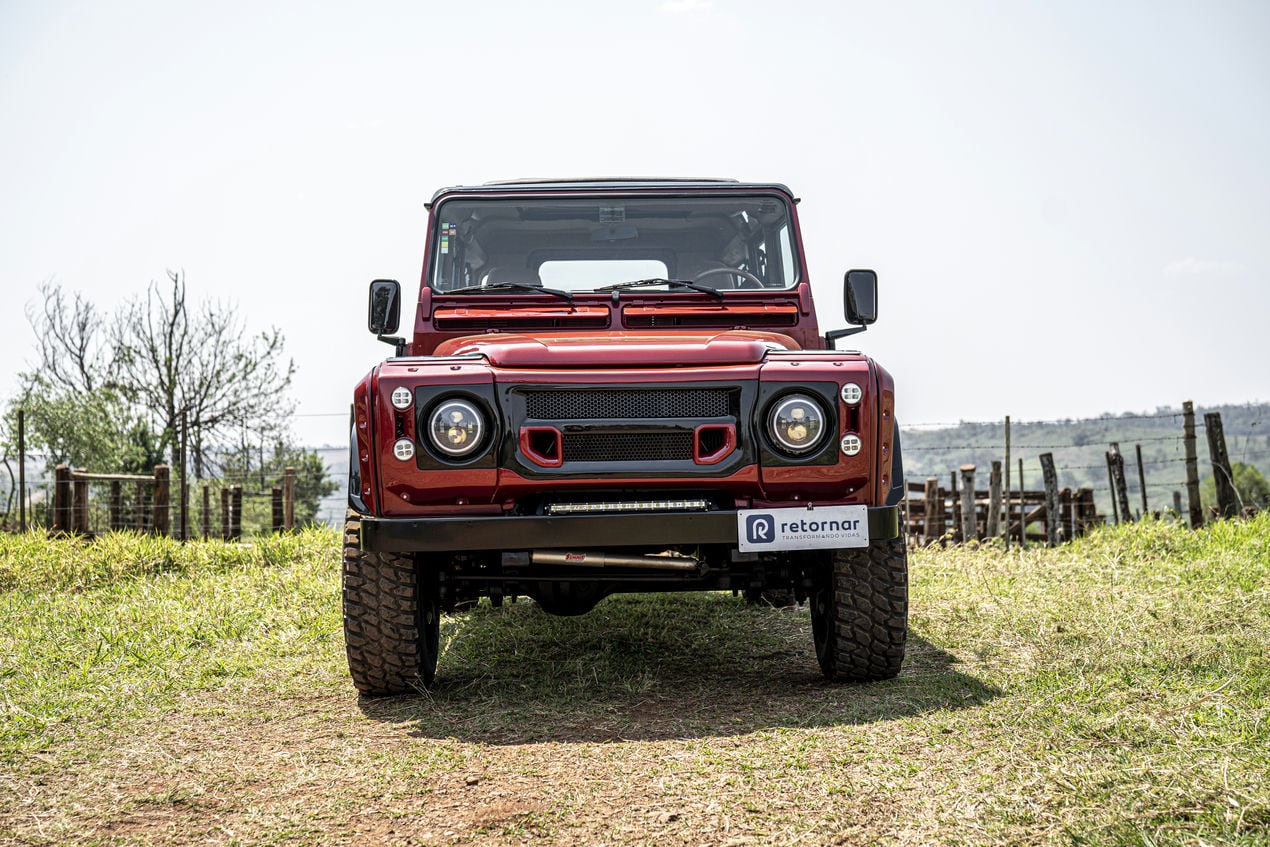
left=562, top=432, right=694, bottom=462
left=526, top=389, right=730, bottom=420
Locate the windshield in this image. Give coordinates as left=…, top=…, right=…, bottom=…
left=429, top=194, right=801, bottom=293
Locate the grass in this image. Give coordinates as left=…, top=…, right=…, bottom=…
left=1, top=515, right=1267, bottom=845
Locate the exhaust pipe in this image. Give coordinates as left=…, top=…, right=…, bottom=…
left=532, top=550, right=699, bottom=571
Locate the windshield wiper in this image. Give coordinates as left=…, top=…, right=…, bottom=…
left=446, top=281, right=574, bottom=303
left=598, top=278, right=724, bottom=301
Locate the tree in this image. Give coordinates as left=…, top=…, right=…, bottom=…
left=3, top=377, right=156, bottom=472
left=8, top=275, right=303, bottom=484
left=1200, top=462, right=1270, bottom=512
left=110, top=271, right=295, bottom=477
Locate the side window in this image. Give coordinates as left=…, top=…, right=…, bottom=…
left=778, top=223, right=796, bottom=285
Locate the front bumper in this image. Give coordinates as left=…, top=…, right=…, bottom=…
left=361, top=504, right=900, bottom=553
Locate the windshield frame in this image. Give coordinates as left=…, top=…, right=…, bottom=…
left=425, top=190, right=803, bottom=295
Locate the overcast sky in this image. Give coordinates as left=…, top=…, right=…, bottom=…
left=2, top=0, right=1267, bottom=446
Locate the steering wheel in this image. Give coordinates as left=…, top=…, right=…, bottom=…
left=693, top=266, right=765, bottom=289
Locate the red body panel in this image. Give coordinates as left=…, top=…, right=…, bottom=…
left=356, top=181, right=895, bottom=528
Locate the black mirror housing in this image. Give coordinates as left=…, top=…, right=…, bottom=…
left=368, top=279, right=402, bottom=335
left=844, top=269, right=878, bottom=325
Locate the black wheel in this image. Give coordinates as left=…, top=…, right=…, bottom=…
left=342, top=511, right=439, bottom=695
left=810, top=537, right=908, bottom=681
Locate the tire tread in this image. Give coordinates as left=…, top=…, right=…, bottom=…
left=342, top=511, right=430, bottom=695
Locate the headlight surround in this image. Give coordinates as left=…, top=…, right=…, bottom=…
left=766, top=394, right=828, bottom=456
left=427, top=398, right=486, bottom=458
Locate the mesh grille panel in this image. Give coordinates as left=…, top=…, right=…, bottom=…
left=562, top=432, right=694, bottom=462
left=526, top=389, right=729, bottom=420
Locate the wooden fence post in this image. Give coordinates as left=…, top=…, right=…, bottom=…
left=1182, top=401, right=1204, bottom=528
left=1040, top=452, right=1059, bottom=547
left=937, top=485, right=949, bottom=546
left=153, top=465, right=170, bottom=537
left=17, top=409, right=25, bottom=533
left=1003, top=415, right=1011, bottom=552
left=1060, top=487, right=1073, bottom=542
left=950, top=471, right=962, bottom=543
left=923, top=477, right=939, bottom=544
left=201, top=485, right=211, bottom=540
left=1109, top=443, right=1133, bottom=523
left=1105, top=452, right=1120, bottom=525
left=1135, top=443, right=1148, bottom=518
left=72, top=470, right=89, bottom=535
left=283, top=466, right=296, bottom=530
left=1017, top=458, right=1026, bottom=549
left=109, top=481, right=122, bottom=532
left=959, top=465, right=977, bottom=543
left=54, top=464, right=71, bottom=533
left=1172, top=490, right=1182, bottom=517
left=179, top=411, right=188, bottom=541
left=230, top=486, right=243, bottom=540
left=220, top=487, right=230, bottom=541
left=987, top=460, right=1002, bottom=541
left=272, top=487, right=284, bottom=533
left=1204, top=412, right=1238, bottom=518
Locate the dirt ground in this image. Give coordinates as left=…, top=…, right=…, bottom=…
left=6, top=628, right=997, bottom=846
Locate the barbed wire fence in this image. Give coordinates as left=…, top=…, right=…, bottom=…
left=899, top=402, right=1264, bottom=547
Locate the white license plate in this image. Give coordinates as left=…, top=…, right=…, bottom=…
left=736, top=505, right=869, bottom=552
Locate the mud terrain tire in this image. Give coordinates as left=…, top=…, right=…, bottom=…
left=811, top=537, right=907, bottom=681
left=343, top=511, right=439, bottom=695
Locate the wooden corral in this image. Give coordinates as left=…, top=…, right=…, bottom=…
left=902, top=465, right=1102, bottom=546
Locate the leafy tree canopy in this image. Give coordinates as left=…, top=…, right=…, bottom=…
left=1201, top=462, right=1270, bottom=512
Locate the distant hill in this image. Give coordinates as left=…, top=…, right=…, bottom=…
left=900, top=402, right=1269, bottom=518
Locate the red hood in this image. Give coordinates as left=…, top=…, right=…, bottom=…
left=432, top=330, right=800, bottom=368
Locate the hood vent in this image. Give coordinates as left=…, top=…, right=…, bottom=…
left=434, top=306, right=609, bottom=332
left=623, top=304, right=797, bottom=329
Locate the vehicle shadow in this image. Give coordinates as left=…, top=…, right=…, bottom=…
left=357, top=593, right=1000, bottom=744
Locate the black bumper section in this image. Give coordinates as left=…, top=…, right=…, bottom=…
left=361, top=505, right=900, bottom=553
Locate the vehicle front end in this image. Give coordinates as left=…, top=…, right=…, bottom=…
left=343, top=180, right=907, bottom=694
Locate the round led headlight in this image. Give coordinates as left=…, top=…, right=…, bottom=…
left=390, top=386, right=413, bottom=410
left=767, top=394, right=827, bottom=455
left=840, top=382, right=862, bottom=405
left=427, top=398, right=485, bottom=458
left=841, top=433, right=862, bottom=456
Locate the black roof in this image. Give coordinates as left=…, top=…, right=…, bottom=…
left=427, top=178, right=796, bottom=206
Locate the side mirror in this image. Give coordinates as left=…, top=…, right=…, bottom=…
left=368, top=279, right=401, bottom=335
left=844, top=269, right=878, bottom=325
left=824, top=269, right=878, bottom=348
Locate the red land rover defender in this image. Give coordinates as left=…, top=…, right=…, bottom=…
left=345, top=178, right=906, bottom=695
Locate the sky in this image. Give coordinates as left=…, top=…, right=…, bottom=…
left=2, top=0, right=1267, bottom=447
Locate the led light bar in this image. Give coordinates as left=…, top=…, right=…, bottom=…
left=546, top=499, right=709, bottom=515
